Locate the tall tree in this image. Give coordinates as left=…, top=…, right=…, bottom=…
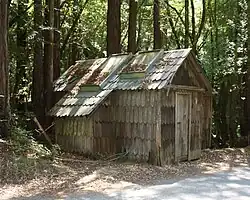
left=153, top=0, right=161, bottom=49
left=53, top=0, right=60, bottom=81
left=107, top=0, right=121, bottom=55
left=247, top=0, right=250, bottom=144
left=184, top=0, right=189, bottom=48
left=70, top=0, right=80, bottom=66
left=32, top=0, right=45, bottom=124
left=14, top=0, right=28, bottom=103
left=0, top=0, right=10, bottom=137
left=128, top=0, right=137, bottom=53
left=43, top=0, right=54, bottom=127
left=190, top=0, right=206, bottom=53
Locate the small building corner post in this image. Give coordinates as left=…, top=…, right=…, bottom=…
left=155, top=90, right=162, bottom=166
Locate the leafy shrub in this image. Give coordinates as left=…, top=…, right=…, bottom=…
left=10, top=127, right=52, bottom=159
left=0, top=124, right=60, bottom=184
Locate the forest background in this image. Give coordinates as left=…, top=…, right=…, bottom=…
left=1, top=0, right=250, bottom=148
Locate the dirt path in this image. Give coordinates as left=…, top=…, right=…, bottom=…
left=14, top=167, right=250, bottom=200
left=1, top=148, right=250, bottom=199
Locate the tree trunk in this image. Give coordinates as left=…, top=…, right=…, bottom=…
left=53, top=0, right=60, bottom=81
left=43, top=0, right=54, bottom=128
left=191, top=0, right=206, bottom=54
left=128, top=0, right=137, bottom=53
left=190, top=0, right=195, bottom=46
left=153, top=0, right=161, bottom=49
left=184, top=0, right=189, bottom=48
left=71, top=43, right=79, bottom=66
left=164, top=0, right=180, bottom=48
left=107, top=0, right=121, bottom=56
left=32, top=0, right=45, bottom=125
left=70, top=0, right=79, bottom=66
left=0, top=0, right=10, bottom=137
left=14, top=0, right=28, bottom=104
left=247, top=0, right=250, bottom=144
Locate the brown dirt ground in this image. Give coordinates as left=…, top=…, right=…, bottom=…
left=0, top=145, right=250, bottom=199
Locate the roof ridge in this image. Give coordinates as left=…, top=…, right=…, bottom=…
left=164, top=48, right=192, bottom=53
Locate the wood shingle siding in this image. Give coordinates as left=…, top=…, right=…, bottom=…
left=50, top=48, right=213, bottom=165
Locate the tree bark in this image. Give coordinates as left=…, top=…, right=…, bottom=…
left=107, top=0, right=121, bottom=56
left=163, top=0, right=180, bottom=48
left=190, top=0, right=195, bottom=46
left=43, top=0, right=54, bottom=128
left=0, top=0, right=10, bottom=137
left=195, top=0, right=206, bottom=50
left=128, top=0, right=137, bottom=54
left=53, top=0, right=60, bottom=81
left=184, top=0, right=189, bottom=48
left=32, top=0, right=45, bottom=125
left=153, top=0, right=161, bottom=49
left=191, top=0, right=206, bottom=54
left=247, top=0, right=250, bottom=144
left=70, top=0, right=79, bottom=66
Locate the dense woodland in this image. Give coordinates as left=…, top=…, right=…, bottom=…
left=0, top=0, right=250, bottom=148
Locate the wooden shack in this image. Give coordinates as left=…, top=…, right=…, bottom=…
left=49, top=48, right=212, bottom=165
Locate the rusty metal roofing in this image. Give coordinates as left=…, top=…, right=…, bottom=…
left=121, top=50, right=160, bottom=73
left=50, top=48, right=198, bottom=117
left=50, top=54, right=131, bottom=117
left=103, top=48, right=191, bottom=90
left=54, top=58, right=106, bottom=92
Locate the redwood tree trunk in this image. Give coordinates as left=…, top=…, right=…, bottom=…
left=0, top=0, right=10, bottom=137
left=43, top=0, right=54, bottom=128
left=53, top=0, right=60, bottom=81
left=247, top=0, right=250, bottom=144
left=70, top=0, right=79, bottom=66
left=153, top=0, right=161, bottom=49
left=128, top=0, right=137, bottom=53
left=190, top=0, right=195, bottom=47
left=184, top=0, right=189, bottom=48
left=107, top=0, right=121, bottom=56
left=32, top=0, right=45, bottom=125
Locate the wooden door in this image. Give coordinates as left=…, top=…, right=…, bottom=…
left=175, top=93, right=191, bottom=161
left=188, top=92, right=202, bottom=160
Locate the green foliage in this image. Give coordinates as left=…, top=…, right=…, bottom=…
left=10, top=127, right=52, bottom=158
left=0, top=125, right=60, bottom=184
left=7, top=0, right=250, bottom=147
left=200, top=0, right=249, bottom=146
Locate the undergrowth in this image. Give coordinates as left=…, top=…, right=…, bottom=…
left=0, top=120, right=60, bottom=184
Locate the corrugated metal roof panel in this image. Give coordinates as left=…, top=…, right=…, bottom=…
left=50, top=48, right=194, bottom=117
left=148, top=81, right=162, bottom=90
left=58, top=97, right=102, bottom=106
left=96, top=89, right=113, bottom=97
left=121, top=51, right=160, bottom=73
left=50, top=89, right=113, bottom=117
left=101, top=48, right=191, bottom=91
left=74, top=105, right=94, bottom=116
left=54, top=58, right=106, bottom=92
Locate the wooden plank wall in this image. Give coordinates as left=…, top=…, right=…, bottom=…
left=172, top=61, right=202, bottom=88
left=189, top=91, right=203, bottom=160
left=55, top=117, right=93, bottom=153
left=55, top=89, right=212, bottom=164
left=93, top=90, right=160, bottom=163
left=161, top=90, right=175, bottom=164
left=92, top=98, right=116, bottom=154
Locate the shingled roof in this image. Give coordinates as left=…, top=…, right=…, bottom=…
left=50, top=48, right=211, bottom=117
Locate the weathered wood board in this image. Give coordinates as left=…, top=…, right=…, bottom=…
left=175, top=92, right=191, bottom=161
